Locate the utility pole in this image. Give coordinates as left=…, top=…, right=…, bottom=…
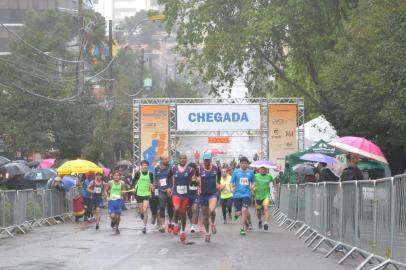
left=77, top=0, right=85, bottom=96
left=139, top=47, right=144, bottom=96
left=107, top=19, right=115, bottom=165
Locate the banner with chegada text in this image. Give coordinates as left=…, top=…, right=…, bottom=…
left=177, top=104, right=261, bottom=131
left=140, top=105, right=169, bottom=170
left=268, top=104, right=298, bottom=170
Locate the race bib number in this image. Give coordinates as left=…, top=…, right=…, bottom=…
left=189, top=185, right=198, bottom=191
left=240, top=177, right=249, bottom=186
left=155, top=189, right=159, bottom=196
left=94, top=187, right=102, bottom=194
left=159, top=178, right=167, bottom=187
left=177, top=185, right=187, bottom=194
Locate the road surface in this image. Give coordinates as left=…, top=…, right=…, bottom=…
left=0, top=206, right=358, bottom=270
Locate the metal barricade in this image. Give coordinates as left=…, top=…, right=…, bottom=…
left=0, top=187, right=78, bottom=238
left=275, top=176, right=406, bottom=269
left=393, top=175, right=406, bottom=264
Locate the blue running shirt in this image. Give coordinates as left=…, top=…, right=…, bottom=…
left=231, top=168, right=255, bottom=199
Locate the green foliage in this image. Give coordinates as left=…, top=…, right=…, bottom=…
left=320, top=0, right=406, bottom=173
left=159, top=0, right=406, bottom=173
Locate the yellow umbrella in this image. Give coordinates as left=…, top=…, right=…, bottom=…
left=57, top=159, right=103, bottom=176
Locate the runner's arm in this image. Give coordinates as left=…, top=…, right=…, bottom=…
left=216, top=166, right=221, bottom=184
left=132, top=171, right=140, bottom=187
left=103, top=182, right=111, bottom=200
left=87, top=181, right=94, bottom=193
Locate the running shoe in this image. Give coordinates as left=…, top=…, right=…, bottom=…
left=180, top=232, right=186, bottom=243
left=198, top=224, right=204, bottom=236
left=96, top=224, right=99, bottom=230
left=247, top=223, right=253, bottom=231
left=190, top=225, right=196, bottom=234
left=259, top=220, right=263, bottom=230
left=211, top=224, right=217, bottom=235
left=167, top=224, right=173, bottom=234
left=264, top=224, right=269, bottom=231
left=205, top=234, right=211, bottom=243
left=151, top=215, right=156, bottom=225
left=110, top=221, right=116, bottom=229
left=115, top=228, right=120, bottom=234
left=142, top=227, right=147, bottom=234
left=240, top=229, right=246, bottom=236
left=173, top=225, right=179, bottom=235
left=159, top=226, right=166, bottom=233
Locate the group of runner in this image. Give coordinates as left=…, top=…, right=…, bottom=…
left=86, top=153, right=274, bottom=243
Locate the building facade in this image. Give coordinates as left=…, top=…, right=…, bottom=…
left=0, top=0, right=82, bottom=53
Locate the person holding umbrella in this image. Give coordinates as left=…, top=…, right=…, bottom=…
left=341, top=153, right=364, bottom=181
left=87, top=172, right=105, bottom=230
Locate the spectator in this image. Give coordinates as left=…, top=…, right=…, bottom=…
left=341, top=154, right=364, bottom=181
left=319, top=162, right=339, bottom=182
left=51, top=176, right=65, bottom=192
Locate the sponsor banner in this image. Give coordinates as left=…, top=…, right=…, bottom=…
left=208, top=137, right=230, bottom=144
left=268, top=104, right=298, bottom=169
left=140, top=105, right=169, bottom=171
left=177, top=104, right=261, bottom=131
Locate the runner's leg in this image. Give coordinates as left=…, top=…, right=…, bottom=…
left=143, top=200, right=149, bottom=226
left=221, top=198, right=227, bottom=222
left=202, top=205, right=210, bottom=233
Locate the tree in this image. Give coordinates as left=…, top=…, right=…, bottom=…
left=159, top=0, right=406, bottom=173
left=320, top=0, right=406, bottom=173
left=0, top=9, right=107, bottom=160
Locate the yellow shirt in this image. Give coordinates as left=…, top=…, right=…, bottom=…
left=220, top=176, right=233, bottom=199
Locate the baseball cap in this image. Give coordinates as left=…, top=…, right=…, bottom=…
left=203, top=153, right=212, bottom=160
left=239, top=156, right=249, bottom=163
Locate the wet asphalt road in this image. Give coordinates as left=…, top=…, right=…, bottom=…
left=0, top=206, right=357, bottom=270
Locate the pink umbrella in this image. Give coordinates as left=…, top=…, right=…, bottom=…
left=329, top=136, right=388, bottom=164
left=38, top=159, right=55, bottom=169
left=102, top=167, right=111, bottom=176
left=204, top=148, right=225, bottom=155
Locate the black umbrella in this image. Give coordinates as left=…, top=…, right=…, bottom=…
left=24, top=168, right=57, bottom=181
left=27, top=160, right=40, bottom=168
left=0, top=162, right=31, bottom=179
left=0, top=156, right=10, bottom=167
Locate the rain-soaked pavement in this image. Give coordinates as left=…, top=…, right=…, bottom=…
left=0, top=206, right=357, bottom=270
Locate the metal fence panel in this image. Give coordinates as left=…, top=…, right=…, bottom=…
left=393, top=175, right=406, bottom=263
left=287, top=185, right=298, bottom=220
left=325, top=182, right=341, bottom=242
left=297, top=184, right=306, bottom=222
left=341, top=182, right=357, bottom=246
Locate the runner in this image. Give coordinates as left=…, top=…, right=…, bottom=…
left=154, top=156, right=173, bottom=233
left=133, top=160, right=154, bottom=234
left=254, top=166, right=273, bottom=231
left=169, top=153, right=193, bottom=242
left=219, top=168, right=233, bottom=224
left=103, top=171, right=127, bottom=234
left=198, top=153, right=221, bottom=242
left=231, top=156, right=255, bottom=236
left=82, top=174, right=94, bottom=222
left=187, top=162, right=199, bottom=234
left=86, top=172, right=104, bottom=230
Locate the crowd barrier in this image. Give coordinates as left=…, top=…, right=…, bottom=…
left=273, top=175, right=406, bottom=270
left=0, top=187, right=79, bottom=238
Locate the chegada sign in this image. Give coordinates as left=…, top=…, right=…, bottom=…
left=177, top=104, right=261, bottom=131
